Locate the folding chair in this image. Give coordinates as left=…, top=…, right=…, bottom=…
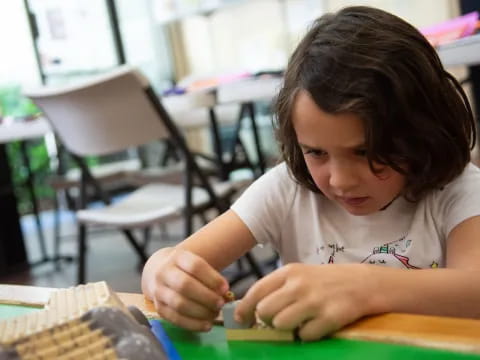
left=24, top=66, right=263, bottom=284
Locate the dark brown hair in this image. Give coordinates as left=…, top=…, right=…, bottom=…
left=275, top=6, right=476, bottom=201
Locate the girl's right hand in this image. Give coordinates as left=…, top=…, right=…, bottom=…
left=143, top=247, right=229, bottom=331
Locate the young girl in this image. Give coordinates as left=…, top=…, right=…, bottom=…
left=142, top=6, right=480, bottom=341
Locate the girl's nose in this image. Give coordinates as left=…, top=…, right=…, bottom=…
left=328, top=162, right=358, bottom=193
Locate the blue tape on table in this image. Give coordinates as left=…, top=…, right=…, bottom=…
left=149, top=320, right=182, bottom=360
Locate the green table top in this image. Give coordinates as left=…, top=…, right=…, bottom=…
left=1, top=304, right=479, bottom=359
left=161, top=322, right=479, bottom=360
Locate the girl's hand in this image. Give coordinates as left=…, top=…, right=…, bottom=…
left=234, top=263, right=382, bottom=341
left=145, top=248, right=229, bottom=331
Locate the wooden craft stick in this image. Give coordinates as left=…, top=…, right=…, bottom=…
left=116, top=292, right=160, bottom=319
left=226, top=328, right=295, bottom=341
left=0, top=284, right=55, bottom=307
left=222, top=299, right=295, bottom=341
left=334, top=313, right=480, bottom=354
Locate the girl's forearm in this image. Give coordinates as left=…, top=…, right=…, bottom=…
left=372, top=266, right=480, bottom=319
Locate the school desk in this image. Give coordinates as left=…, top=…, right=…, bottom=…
left=1, top=284, right=480, bottom=359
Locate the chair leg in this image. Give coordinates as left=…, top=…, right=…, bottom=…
left=244, top=251, right=264, bottom=279
left=199, top=212, right=209, bottom=225
left=141, top=227, right=151, bottom=252
left=122, top=229, right=148, bottom=263
left=245, top=102, right=266, bottom=175
left=227, top=252, right=265, bottom=288
left=159, top=223, right=169, bottom=242
left=53, top=193, right=62, bottom=270
left=77, top=224, right=87, bottom=284
left=236, top=258, right=244, bottom=272
left=184, top=207, right=194, bottom=237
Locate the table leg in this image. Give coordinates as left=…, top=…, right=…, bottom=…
left=244, top=102, right=266, bottom=175
left=19, top=141, right=48, bottom=264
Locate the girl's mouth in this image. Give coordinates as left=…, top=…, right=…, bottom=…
left=340, top=196, right=370, bottom=206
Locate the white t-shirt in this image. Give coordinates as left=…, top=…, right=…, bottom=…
left=231, top=162, right=480, bottom=269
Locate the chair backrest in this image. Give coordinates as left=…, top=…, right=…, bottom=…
left=24, top=67, right=169, bottom=157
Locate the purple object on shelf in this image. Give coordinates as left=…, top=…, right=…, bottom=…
left=162, top=87, right=186, bottom=96
left=420, top=11, right=479, bottom=46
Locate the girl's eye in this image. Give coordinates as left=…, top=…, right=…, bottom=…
left=355, top=149, right=367, bottom=157
left=304, top=149, right=327, bottom=157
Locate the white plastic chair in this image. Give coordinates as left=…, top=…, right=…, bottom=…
left=24, top=66, right=259, bottom=284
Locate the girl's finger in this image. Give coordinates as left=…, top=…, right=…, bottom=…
left=254, top=285, right=296, bottom=326
left=155, top=299, right=213, bottom=332
left=159, top=285, right=219, bottom=321
left=163, top=266, right=224, bottom=311
left=235, top=270, right=286, bottom=325
left=297, top=315, right=340, bottom=342
left=175, top=249, right=229, bottom=293
left=271, top=301, right=314, bottom=330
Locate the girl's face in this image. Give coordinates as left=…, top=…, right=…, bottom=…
left=292, top=90, right=406, bottom=216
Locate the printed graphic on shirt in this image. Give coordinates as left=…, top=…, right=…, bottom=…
left=321, top=236, right=418, bottom=268
left=329, top=244, right=344, bottom=264
left=360, top=244, right=420, bottom=268
left=317, top=236, right=439, bottom=268
left=360, top=236, right=420, bottom=269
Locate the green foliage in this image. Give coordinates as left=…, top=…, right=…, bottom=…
left=0, top=85, right=41, bottom=119
left=0, top=84, right=50, bottom=214
left=6, top=140, right=53, bottom=215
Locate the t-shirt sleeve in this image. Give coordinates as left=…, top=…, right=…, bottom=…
left=434, top=163, right=480, bottom=237
left=230, top=163, right=296, bottom=248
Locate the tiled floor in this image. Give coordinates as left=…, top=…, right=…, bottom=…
left=1, top=208, right=276, bottom=296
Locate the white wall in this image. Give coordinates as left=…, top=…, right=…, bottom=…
left=325, top=0, right=458, bottom=28
left=0, top=0, right=40, bottom=87
left=177, top=0, right=460, bottom=79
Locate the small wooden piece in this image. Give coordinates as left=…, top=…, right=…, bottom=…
left=226, top=328, right=295, bottom=342
left=116, top=292, right=159, bottom=319
left=222, top=299, right=294, bottom=342
left=223, top=291, right=235, bottom=303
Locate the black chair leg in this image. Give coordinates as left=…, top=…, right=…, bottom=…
left=141, top=227, right=152, bottom=252
left=122, top=229, right=148, bottom=263
left=77, top=224, right=87, bottom=284
left=227, top=251, right=265, bottom=288
left=244, top=251, right=263, bottom=279
left=53, top=193, right=62, bottom=270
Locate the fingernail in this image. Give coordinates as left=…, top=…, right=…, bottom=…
left=234, top=314, right=243, bottom=323
left=219, top=283, right=229, bottom=294
left=204, top=322, right=212, bottom=331
left=216, top=299, right=224, bottom=309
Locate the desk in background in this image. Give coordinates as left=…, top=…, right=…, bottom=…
left=164, top=76, right=282, bottom=180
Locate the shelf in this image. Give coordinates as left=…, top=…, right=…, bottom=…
left=154, top=0, right=247, bottom=24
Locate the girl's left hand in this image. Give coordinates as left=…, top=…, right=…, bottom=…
left=234, top=263, right=384, bottom=341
